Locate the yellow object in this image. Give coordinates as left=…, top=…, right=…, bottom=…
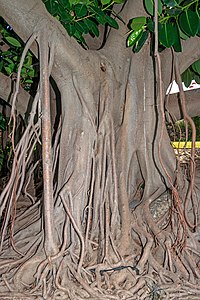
left=171, top=142, right=200, bottom=149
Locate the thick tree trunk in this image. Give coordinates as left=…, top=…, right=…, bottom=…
left=1, top=0, right=200, bottom=299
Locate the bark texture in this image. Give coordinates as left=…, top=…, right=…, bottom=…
left=0, top=0, right=200, bottom=299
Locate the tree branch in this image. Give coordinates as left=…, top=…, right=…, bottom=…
left=177, top=37, right=200, bottom=74
left=167, top=89, right=200, bottom=121
left=0, top=0, right=93, bottom=80
left=161, top=37, right=200, bottom=92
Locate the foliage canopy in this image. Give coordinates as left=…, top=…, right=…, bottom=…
left=1, top=0, right=200, bottom=87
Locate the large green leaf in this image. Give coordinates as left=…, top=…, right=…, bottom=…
left=172, top=23, right=182, bottom=52
left=144, top=0, right=162, bottom=16
left=5, top=36, right=21, bottom=47
left=74, top=4, right=87, bottom=18
left=158, top=23, right=176, bottom=48
left=127, top=28, right=144, bottom=48
left=179, top=27, right=189, bottom=40
left=130, top=16, right=146, bottom=31
left=147, top=18, right=154, bottom=32
left=75, top=21, right=89, bottom=34
left=105, top=15, right=119, bottom=29
left=58, top=7, right=72, bottom=22
left=45, top=0, right=58, bottom=15
left=96, top=14, right=107, bottom=25
left=4, top=66, right=12, bottom=76
left=179, top=10, right=199, bottom=37
left=192, top=59, right=200, bottom=75
left=181, top=69, right=193, bottom=88
left=133, top=30, right=149, bottom=53
left=65, top=23, right=76, bottom=36
left=89, top=5, right=105, bottom=17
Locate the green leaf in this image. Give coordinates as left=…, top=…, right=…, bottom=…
left=75, top=21, right=89, bottom=34
left=45, top=0, right=58, bottom=15
left=130, top=16, right=146, bottom=31
left=24, top=55, right=32, bottom=68
left=5, top=37, right=21, bottom=47
left=198, top=10, right=200, bottom=36
left=147, top=18, right=154, bottom=32
left=4, top=57, right=13, bottom=64
left=58, top=7, right=73, bottom=22
left=89, top=5, right=105, bottom=17
left=173, top=38, right=181, bottom=52
left=192, top=59, right=200, bottom=75
left=7, top=63, right=15, bottom=72
left=144, top=0, right=162, bottom=16
left=58, top=0, right=71, bottom=9
left=193, top=73, right=200, bottom=84
left=158, top=23, right=176, bottom=48
left=26, top=68, right=35, bottom=77
left=179, top=10, right=199, bottom=37
left=105, top=15, right=119, bottom=29
left=133, top=30, right=149, bottom=53
left=101, top=0, right=111, bottom=4
left=181, top=69, right=193, bottom=88
left=127, top=28, right=144, bottom=48
left=179, top=27, right=189, bottom=40
left=4, top=66, right=12, bottom=75
left=84, top=19, right=99, bottom=37
left=73, top=30, right=87, bottom=46
left=96, top=14, right=107, bottom=25
left=74, top=4, right=87, bottom=18
left=65, top=23, right=76, bottom=36
left=172, top=23, right=182, bottom=52
left=24, top=79, right=33, bottom=84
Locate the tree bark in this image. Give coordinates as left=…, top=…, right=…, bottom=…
left=0, top=72, right=32, bottom=118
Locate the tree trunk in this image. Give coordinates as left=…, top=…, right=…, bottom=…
left=1, top=0, right=200, bottom=299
